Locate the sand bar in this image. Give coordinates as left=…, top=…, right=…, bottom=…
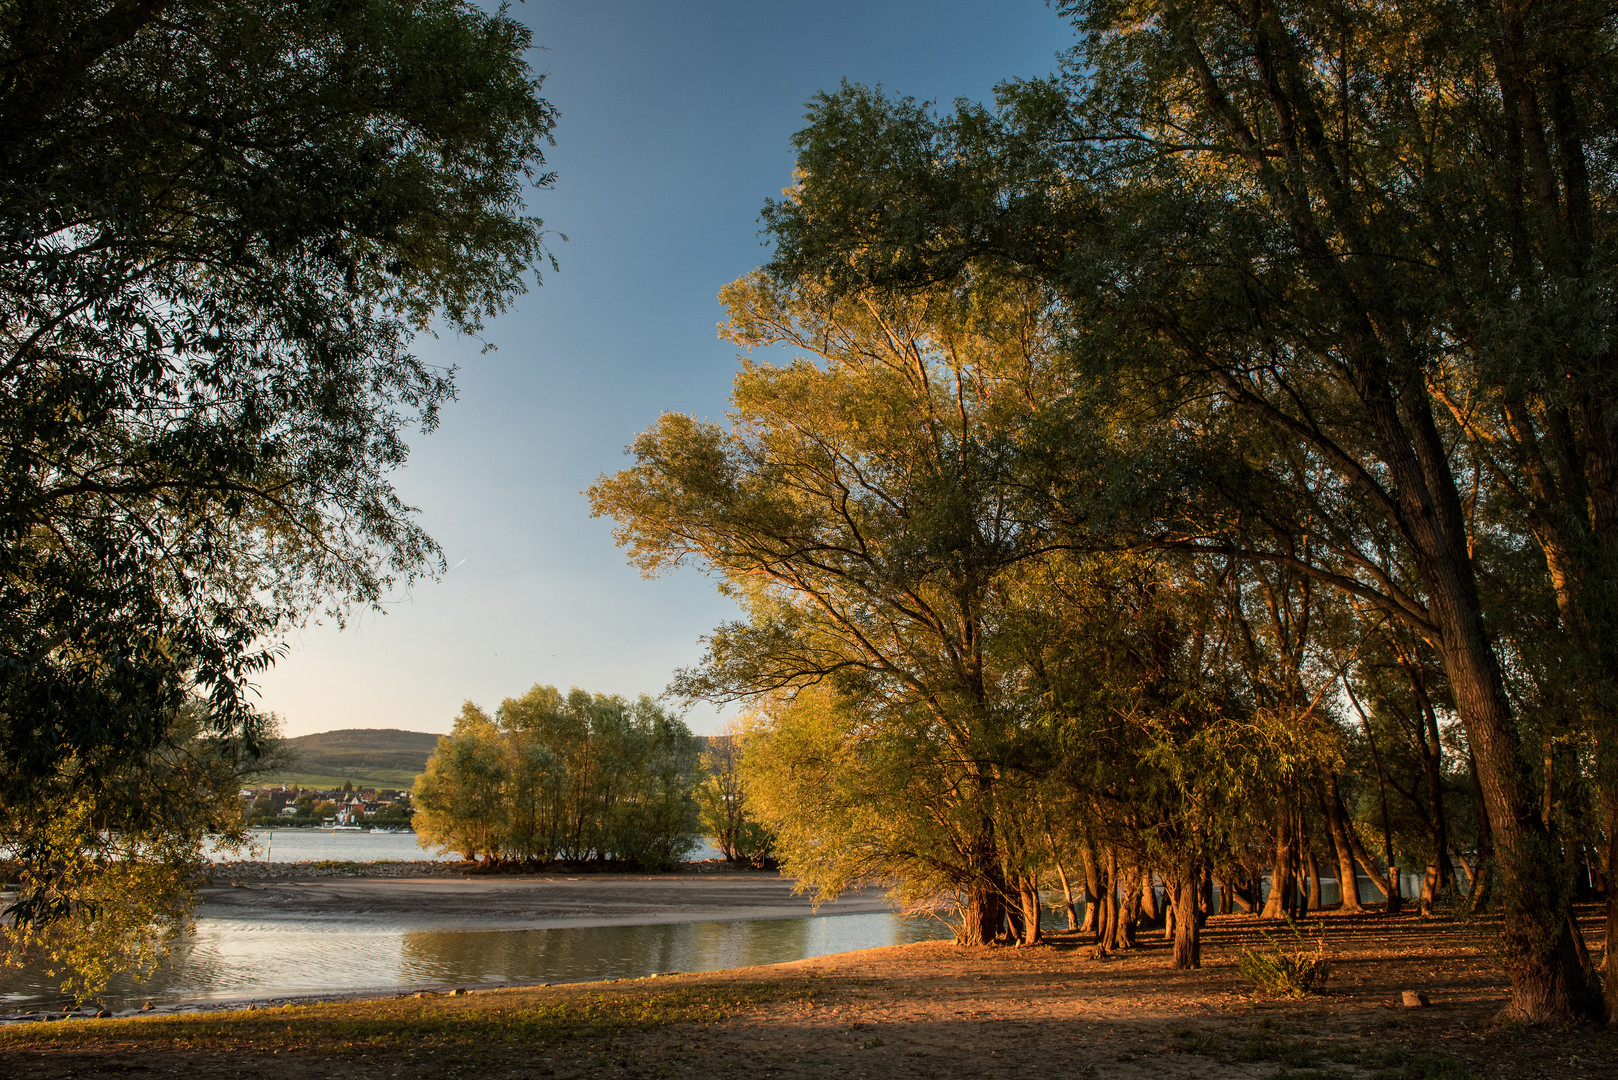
left=200, top=869, right=892, bottom=930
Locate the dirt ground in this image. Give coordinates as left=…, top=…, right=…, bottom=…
left=2, top=905, right=1613, bottom=1080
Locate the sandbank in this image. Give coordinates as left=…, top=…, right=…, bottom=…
left=201, top=868, right=891, bottom=931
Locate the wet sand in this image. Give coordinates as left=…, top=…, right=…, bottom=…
left=200, top=870, right=892, bottom=930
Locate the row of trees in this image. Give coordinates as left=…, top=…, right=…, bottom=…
left=412, top=685, right=771, bottom=870
left=593, top=0, right=1618, bottom=1025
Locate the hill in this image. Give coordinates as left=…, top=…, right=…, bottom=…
left=262, top=728, right=443, bottom=789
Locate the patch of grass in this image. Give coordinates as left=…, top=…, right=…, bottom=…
left=1238, top=916, right=1331, bottom=998
left=1236, top=1036, right=1280, bottom=1061
left=0, top=980, right=822, bottom=1057
left=1367, top=1051, right=1476, bottom=1080
left=1273, top=1070, right=1351, bottom=1080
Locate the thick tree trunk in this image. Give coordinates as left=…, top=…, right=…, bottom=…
left=1170, top=863, right=1201, bottom=970
left=1102, top=848, right=1121, bottom=949
left=1080, top=840, right=1101, bottom=934
left=959, top=878, right=1003, bottom=946
left=1227, top=873, right=1258, bottom=913
left=1446, top=631, right=1593, bottom=1021
left=1139, top=869, right=1160, bottom=924
left=1261, top=806, right=1297, bottom=919
left=1324, top=774, right=1365, bottom=910
left=1017, top=877, right=1042, bottom=946
left=1115, top=874, right=1141, bottom=950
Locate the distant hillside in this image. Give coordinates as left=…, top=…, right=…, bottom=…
left=265, top=728, right=443, bottom=788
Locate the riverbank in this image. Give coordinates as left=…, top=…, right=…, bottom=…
left=1, top=907, right=1610, bottom=1080
left=208, top=856, right=745, bottom=881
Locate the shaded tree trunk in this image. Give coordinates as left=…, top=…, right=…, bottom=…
left=1323, top=773, right=1365, bottom=910
left=1053, top=860, right=1079, bottom=931
left=1079, top=839, right=1100, bottom=934
left=1169, top=861, right=1202, bottom=969
left=1139, top=869, right=1160, bottom=925
left=1261, top=805, right=1298, bottom=919
left=1306, top=843, right=1323, bottom=912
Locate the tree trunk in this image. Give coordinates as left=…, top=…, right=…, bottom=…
left=1605, top=790, right=1618, bottom=1022
left=959, top=879, right=1002, bottom=946
left=1170, top=862, right=1201, bottom=969
left=1469, top=750, right=1495, bottom=913
left=1053, top=860, right=1079, bottom=931
left=1102, top=848, right=1121, bottom=949
left=1139, top=869, right=1160, bottom=924
left=1261, top=806, right=1297, bottom=919
left=1014, top=876, right=1042, bottom=946
left=1115, top=874, right=1141, bottom=950
left=1409, top=661, right=1456, bottom=896
left=1324, top=774, right=1365, bottom=910
left=1306, top=843, right=1323, bottom=912
left=1079, top=839, right=1100, bottom=934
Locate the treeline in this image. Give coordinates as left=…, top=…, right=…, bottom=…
left=412, top=685, right=770, bottom=870
left=591, top=0, right=1618, bottom=1025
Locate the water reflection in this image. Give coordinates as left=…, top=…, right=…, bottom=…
left=0, top=912, right=949, bottom=1013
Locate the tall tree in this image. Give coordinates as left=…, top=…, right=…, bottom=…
left=592, top=275, right=1061, bottom=943
left=0, top=0, right=556, bottom=993
left=760, top=0, right=1612, bottom=1020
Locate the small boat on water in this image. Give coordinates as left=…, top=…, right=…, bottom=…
left=330, top=824, right=362, bottom=831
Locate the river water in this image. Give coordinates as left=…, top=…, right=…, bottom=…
left=0, top=910, right=947, bottom=1013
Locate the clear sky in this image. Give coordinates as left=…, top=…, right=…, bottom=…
left=256, top=1, right=1072, bottom=738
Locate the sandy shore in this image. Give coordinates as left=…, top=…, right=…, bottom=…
left=3, top=908, right=1611, bottom=1080
left=201, top=868, right=891, bottom=930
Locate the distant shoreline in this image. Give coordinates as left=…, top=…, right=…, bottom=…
left=208, top=858, right=762, bottom=881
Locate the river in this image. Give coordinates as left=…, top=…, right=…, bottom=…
left=0, top=910, right=947, bottom=1013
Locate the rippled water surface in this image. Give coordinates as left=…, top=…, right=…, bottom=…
left=0, top=912, right=949, bottom=1012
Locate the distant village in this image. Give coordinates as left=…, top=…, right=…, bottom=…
left=241, top=784, right=416, bottom=830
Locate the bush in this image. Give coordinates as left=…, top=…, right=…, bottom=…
left=1237, top=917, right=1331, bottom=997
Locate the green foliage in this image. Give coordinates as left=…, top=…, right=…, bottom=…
left=0, top=701, right=271, bottom=1001
left=0, top=0, right=555, bottom=996
left=697, top=724, right=775, bottom=867
left=1236, top=918, right=1332, bottom=998
left=413, top=686, right=701, bottom=868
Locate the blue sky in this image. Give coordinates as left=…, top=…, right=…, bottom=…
left=257, top=1, right=1071, bottom=738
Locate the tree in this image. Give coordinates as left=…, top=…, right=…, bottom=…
left=697, top=720, right=775, bottom=867
left=0, top=0, right=556, bottom=995
left=592, top=274, right=1064, bottom=943
left=759, top=0, right=1613, bottom=1020
left=412, top=686, right=702, bottom=868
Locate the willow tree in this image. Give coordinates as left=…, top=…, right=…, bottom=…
left=592, top=275, right=1062, bottom=943
left=760, top=0, right=1611, bottom=1022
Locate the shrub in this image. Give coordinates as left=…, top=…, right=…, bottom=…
left=1237, top=917, right=1331, bottom=997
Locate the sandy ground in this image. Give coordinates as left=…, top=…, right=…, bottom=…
left=201, top=869, right=890, bottom=930
left=2, top=904, right=1613, bottom=1080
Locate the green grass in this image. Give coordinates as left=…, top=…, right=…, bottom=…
left=253, top=770, right=420, bottom=790
left=0, top=980, right=822, bottom=1056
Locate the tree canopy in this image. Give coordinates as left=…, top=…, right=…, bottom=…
left=0, top=0, right=556, bottom=995
left=599, top=0, right=1618, bottom=1025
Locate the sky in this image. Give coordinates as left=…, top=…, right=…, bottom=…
left=256, top=1, right=1073, bottom=739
